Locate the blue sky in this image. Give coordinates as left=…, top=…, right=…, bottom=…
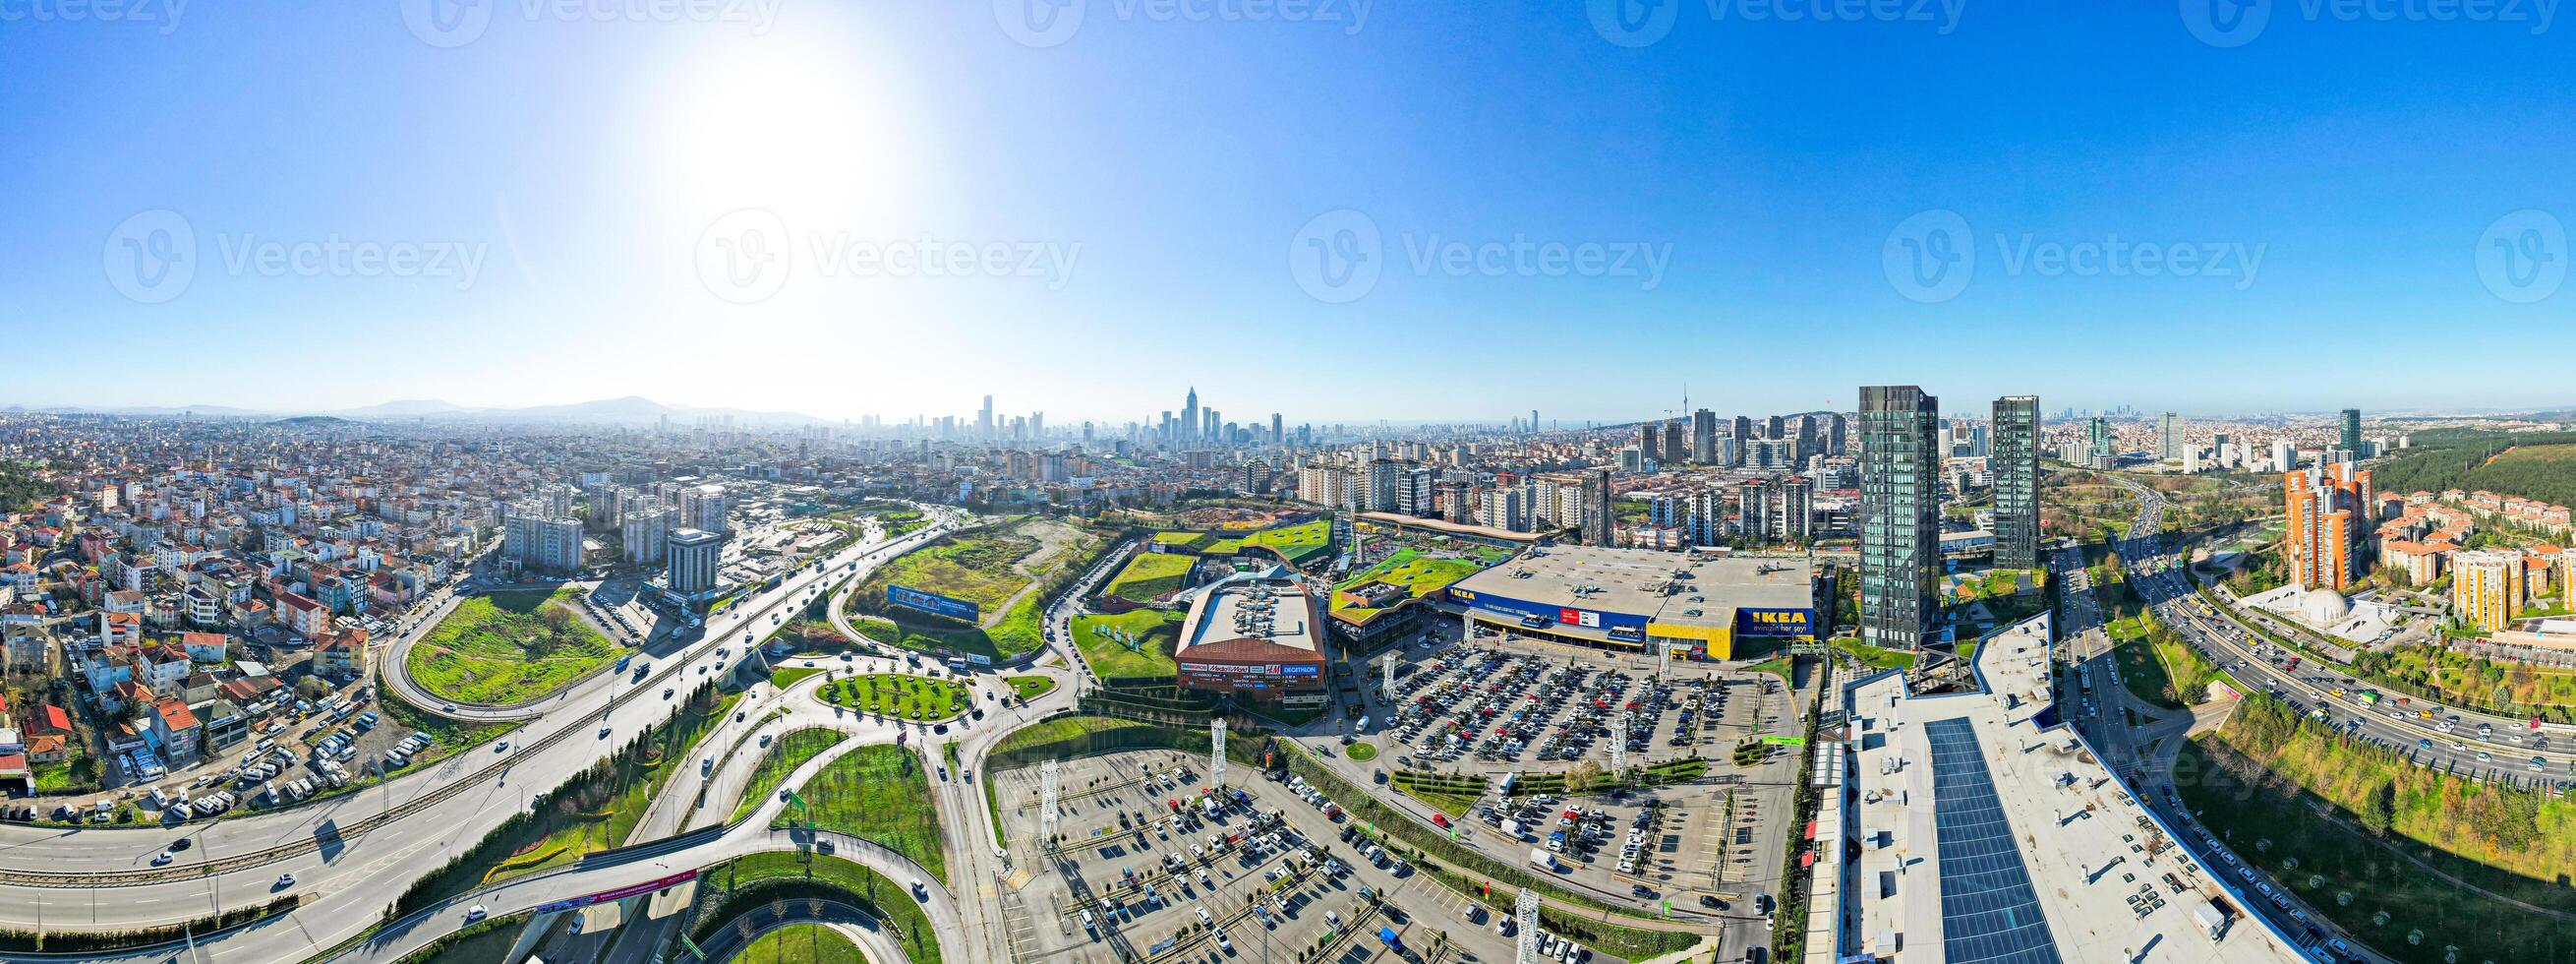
left=4, top=1, right=2573, bottom=425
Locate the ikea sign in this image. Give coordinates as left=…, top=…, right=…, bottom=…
left=1735, top=608, right=1816, bottom=636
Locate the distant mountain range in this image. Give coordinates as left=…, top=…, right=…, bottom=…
left=4, top=396, right=832, bottom=427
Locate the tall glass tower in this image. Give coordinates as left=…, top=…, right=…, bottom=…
left=1859, top=386, right=1942, bottom=650
left=2339, top=408, right=2362, bottom=452
left=1992, top=395, right=2041, bottom=571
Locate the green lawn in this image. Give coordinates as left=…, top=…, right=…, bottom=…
left=1101, top=552, right=1196, bottom=602
left=2113, top=636, right=2185, bottom=710
left=405, top=589, right=620, bottom=704
left=1831, top=637, right=1916, bottom=671
left=732, top=727, right=849, bottom=823
left=1345, top=741, right=1377, bottom=762
left=782, top=744, right=948, bottom=883
left=861, top=532, right=1042, bottom=616
left=1149, top=531, right=1217, bottom=553
left=738, top=924, right=864, bottom=964
left=1004, top=675, right=1056, bottom=700
left=29, top=753, right=96, bottom=793
left=771, top=666, right=824, bottom=689
left=819, top=674, right=969, bottom=721
left=858, top=592, right=1044, bottom=661
left=1331, top=548, right=1485, bottom=622
left=1067, top=610, right=1184, bottom=683
left=1239, top=518, right=1333, bottom=564
left=693, top=852, right=944, bottom=964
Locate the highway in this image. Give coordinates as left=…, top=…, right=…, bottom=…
left=0, top=507, right=970, bottom=959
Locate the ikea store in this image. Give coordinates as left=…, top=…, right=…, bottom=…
left=1443, top=545, right=1825, bottom=661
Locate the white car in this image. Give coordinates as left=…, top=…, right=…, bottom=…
left=466, top=904, right=489, bottom=922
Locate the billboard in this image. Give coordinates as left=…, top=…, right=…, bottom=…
left=888, top=585, right=980, bottom=623
left=1449, top=587, right=1649, bottom=634
left=536, top=870, right=699, bottom=915
left=1279, top=663, right=1320, bottom=677
left=1735, top=607, right=1817, bottom=637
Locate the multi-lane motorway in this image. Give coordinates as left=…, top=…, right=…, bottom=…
left=0, top=507, right=989, bottom=961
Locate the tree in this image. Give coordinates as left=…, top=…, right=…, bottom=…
left=295, top=675, right=330, bottom=700
left=2357, top=777, right=2395, bottom=836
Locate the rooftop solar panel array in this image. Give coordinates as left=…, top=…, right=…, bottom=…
left=1925, top=717, right=2064, bottom=964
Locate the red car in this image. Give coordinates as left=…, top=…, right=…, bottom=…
left=1431, top=813, right=1450, bottom=828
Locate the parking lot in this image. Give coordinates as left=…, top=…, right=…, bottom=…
left=1366, top=641, right=1792, bottom=772
left=990, top=750, right=1573, bottom=964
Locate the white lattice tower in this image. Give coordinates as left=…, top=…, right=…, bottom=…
left=1514, top=887, right=1543, bottom=964
left=1612, top=712, right=1628, bottom=774
left=1658, top=641, right=1669, bottom=676
left=1039, top=759, right=1061, bottom=843
left=1382, top=652, right=1395, bottom=691
left=1210, top=719, right=1227, bottom=786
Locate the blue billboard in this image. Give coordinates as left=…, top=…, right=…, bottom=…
left=888, top=585, right=980, bottom=623
left=1446, top=587, right=1651, bottom=634
left=1279, top=663, right=1320, bottom=677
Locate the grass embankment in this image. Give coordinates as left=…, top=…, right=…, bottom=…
left=405, top=589, right=620, bottom=704
left=1344, top=740, right=1377, bottom=761
left=2177, top=693, right=2576, bottom=962
left=393, top=685, right=734, bottom=914
left=782, top=744, right=948, bottom=882
left=1102, top=552, right=1196, bottom=602
left=1068, top=610, right=1185, bottom=683
left=738, top=924, right=865, bottom=964
left=1830, top=637, right=1915, bottom=671
left=819, top=674, right=968, bottom=721
left=1004, top=674, right=1056, bottom=700
left=732, top=727, right=849, bottom=823
left=1389, top=771, right=1487, bottom=816
left=771, top=667, right=825, bottom=689
left=692, top=853, right=943, bottom=964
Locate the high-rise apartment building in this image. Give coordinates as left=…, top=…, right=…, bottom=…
left=1580, top=467, right=1613, bottom=546
left=621, top=504, right=675, bottom=566
left=1992, top=395, right=2041, bottom=571
left=1734, top=476, right=1815, bottom=544
left=2088, top=416, right=2115, bottom=469
left=2284, top=461, right=2374, bottom=592
left=1663, top=421, right=1685, bottom=466
left=503, top=513, right=584, bottom=574
left=1639, top=424, right=1661, bottom=464
left=1859, top=386, right=1942, bottom=650
left=2452, top=549, right=2524, bottom=633
left=1692, top=409, right=1718, bottom=463
left=1684, top=487, right=1727, bottom=546
left=2339, top=408, right=2363, bottom=453
left=2158, top=412, right=2183, bottom=461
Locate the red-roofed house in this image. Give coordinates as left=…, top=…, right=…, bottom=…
left=150, top=698, right=201, bottom=764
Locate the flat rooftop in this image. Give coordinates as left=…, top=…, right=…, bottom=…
left=1179, top=574, right=1323, bottom=657
left=1834, top=616, right=2308, bottom=964
left=1450, top=545, right=1815, bottom=629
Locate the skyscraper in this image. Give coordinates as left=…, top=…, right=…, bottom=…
left=2158, top=411, right=2182, bottom=461
left=1580, top=467, right=1613, bottom=546
left=668, top=528, right=724, bottom=597
left=1859, top=386, right=1941, bottom=651
left=1992, top=395, right=2041, bottom=571
left=1691, top=408, right=1717, bottom=463
left=1828, top=412, right=1847, bottom=455
left=1183, top=387, right=1200, bottom=445
left=2285, top=461, right=2374, bottom=592
left=2087, top=417, right=2113, bottom=469
left=1639, top=424, right=1661, bottom=464
left=978, top=394, right=994, bottom=441
left=1663, top=421, right=1684, bottom=467
left=1271, top=412, right=1283, bottom=446
left=2339, top=408, right=2362, bottom=453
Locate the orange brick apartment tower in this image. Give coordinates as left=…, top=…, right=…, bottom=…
left=2285, top=460, right=2374, bottom=592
